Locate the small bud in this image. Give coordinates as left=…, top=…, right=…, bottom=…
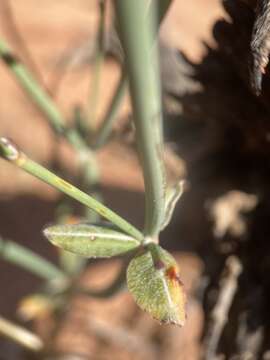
left=0, top=137, right=20, bottom=161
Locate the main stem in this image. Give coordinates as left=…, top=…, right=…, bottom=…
left=0, top=138, right=143, bottom=242
left=114, top=1, right=166, bottom=238
left=94, top=0, right=172, bottom=149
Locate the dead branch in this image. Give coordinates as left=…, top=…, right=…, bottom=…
left=204, top=256, right=243, bottom=360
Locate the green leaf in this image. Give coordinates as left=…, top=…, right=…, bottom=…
left=127, top=244, right=186, bottom=326
left=43, top=223, right=140, bottom=258
left=161, top=180, right=184, bottom=231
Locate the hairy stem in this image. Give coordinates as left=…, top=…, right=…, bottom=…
left=114, top=1, right=166, bottom=238
left=94, top=0, right=172, bottom=150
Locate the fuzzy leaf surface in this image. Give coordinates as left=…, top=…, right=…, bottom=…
left=44, top=223, right=140, bottom=258
left=127, top=244, right=186, bottom=326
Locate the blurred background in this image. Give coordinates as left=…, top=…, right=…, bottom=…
left=2, top=1, right=264, bottom=359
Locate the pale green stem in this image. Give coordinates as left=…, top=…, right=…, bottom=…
left=94, top=71, right=127, bottom=148
left=1, top=0, right=46, bottom=88
left=0, top=138, right=143, bottom=242
left=0, top=39, right=64, bottom=134
left=0, top=39, right=100, bottom=187
left=0, top=39, right=89, bottom=153
left=88, top=0, right=106, bottom=125
left=94, top=0, right=172, bottom=150
left=0, top=237, right=66, bottom=280
left=0, top=315, right=43, bottom=352
left=114, top=1, right=166, bottom=238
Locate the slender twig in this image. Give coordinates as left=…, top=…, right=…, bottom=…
left=114, top=0, right=166, bottom=238
left=0, top=315, right=43, bottom=352
left=94, top=71, right=127, bottom=148
left=0, top=237, right=66, bottom=280
left=0, top=137, right=143, bottom=242
left=0, top=0, right=46, bottom=89
left=234, top=287, right=264, bottom=359
left=0, top=37, right=101, bottom=251
left=204, top=256, right=242, bottom=360
left=0, top=38, right=91, bottom=155
left=0, top=39, right=65, bottom=135
left=88, top=0, right=106, bottom=126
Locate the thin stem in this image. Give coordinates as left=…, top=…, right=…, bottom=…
left=0, top=138, right=144, bottom=242
left=88, top=0, right=106, bottom=125
left=0, top=38, right=101, bottom=215
left=0, top=315, right=43, bottom=352
left=0, top=237, right=66, bottom=280
left=93, top=0, right=172, bottom=150
left=0, top=0, right=46, bottom=89
left=94, top=71, right=127, bottom=148
left=0, top=39, right=64, bottom=135
left=0, top=39, right=98, bottom=175
left=114, top=1, right=166, bottom=238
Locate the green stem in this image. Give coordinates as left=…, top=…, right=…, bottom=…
left=0, top=237, right=66, bottom=280
left=0, top=138, right=143, bottom=242
left=94, top=1, right=172, bottom=150
left=0, top=39, right=64, bottom=135
left=0, top=315, right=43, bottom=352
left=0, top=38, right=99, bottom=185
left=0, top=38, right=102, bottom=227
left=114, top=1, right=166, bottom=238
left=94, top=71, right=127, bottom=148
left=1, top=0, right=46, bottom=89
left=88, top=0, right=106, bottom=125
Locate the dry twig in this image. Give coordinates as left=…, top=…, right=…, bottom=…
left=204, top=256, right=243, bottom=360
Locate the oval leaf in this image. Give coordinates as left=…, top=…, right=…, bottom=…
left=127, top=244, right=186, bottom=326
left=43, top=223, right=140, bottom=258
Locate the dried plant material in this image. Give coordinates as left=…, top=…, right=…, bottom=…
left=207, top=191, right=258, bottom=238
left=250, top=0, right=270, bottom=94
left=204, top=256, right=242, bottom=359
left=17, top=294, right=53, bottom=322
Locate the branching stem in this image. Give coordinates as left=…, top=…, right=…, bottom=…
left=0, top=137, right=143, bottom=242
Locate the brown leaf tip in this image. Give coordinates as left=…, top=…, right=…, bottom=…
left=166, top=266, right=183, bottom=286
